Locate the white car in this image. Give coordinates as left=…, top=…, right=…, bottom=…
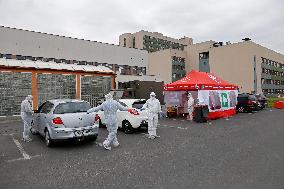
left=97, top=99, right=148, bottom=133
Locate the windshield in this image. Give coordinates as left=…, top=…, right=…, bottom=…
left=54, top=102, right=91, bottom=114
left=248, top=95, right=257, bottom=101
left=132, top=100, right=146, bottom=109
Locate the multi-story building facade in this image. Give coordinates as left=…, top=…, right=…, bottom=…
left=120, top=30, right=284, bottom=95
left=148, top=49, right=186, bottom=84
left=119, top=30, right=193, bottom=53
left=119, top=30, right=192, bottom=82
left=0, top=26, right=149, bottom=80
left=186, top=40, right=284, bottom=95
left=0, top=26, right=155, bottom=116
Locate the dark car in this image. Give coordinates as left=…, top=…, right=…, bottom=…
left=255, top=94, right=267, bottom=109
left=237, top=94, right=260, bottom=113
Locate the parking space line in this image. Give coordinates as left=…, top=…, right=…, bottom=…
left=4, top=134, right=41, bottom=163
left=159, top=125, right=188, bottom=130
left=0, top=133, right=16, bottom=136
left=11, top=134, right=31, bottom=160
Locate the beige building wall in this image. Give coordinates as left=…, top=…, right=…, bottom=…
left=149, top=50, right=172, bottom=84
left=119, top=30, right=193, bottom=50
left=187, top=40, right=284, bottom=94
left=0, top=27, right=148, bottom=67
left=185, top=41, right=215, bottom=71
left=148, top=49, right=186, bottom=84
left=119, top=33, right=133, bottom=48
left=209, top=42, right=256, bottom=93
left=252, top=42, right=284, bottom=94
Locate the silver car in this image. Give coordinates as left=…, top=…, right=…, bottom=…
left=31, top=99, right=99, bottom=147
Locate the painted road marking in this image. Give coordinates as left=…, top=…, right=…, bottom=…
left=159, top=125, right=188, bottom=130
left=4, top=134, right=41, bottom=163
left=12, top=135, right=31, bottom=160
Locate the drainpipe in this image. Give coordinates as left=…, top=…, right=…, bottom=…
left=253, top=55, right=257, bottom=93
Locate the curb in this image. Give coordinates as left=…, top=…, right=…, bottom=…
left=0, top=115, right=22, bottom=122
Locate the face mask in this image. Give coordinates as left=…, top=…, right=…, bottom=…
left=150, top=96, right=155, bottom=100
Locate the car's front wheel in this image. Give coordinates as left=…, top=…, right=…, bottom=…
left=45, top=129, right=53, bottom=147
left=122, top=120, right=134, bottom=134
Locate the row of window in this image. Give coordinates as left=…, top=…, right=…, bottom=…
left=261, top=57, right=284, bottom=69
left=172, top=56, right=185, bottom=62
left=261, top=78, right=284, bottom=85
left=262, top=89, right=284, bottom=94
left=172, top=65, right=185, bottom=70
left=122, top=37, right=135, bottom=48
left=143, top=35, right=185, bottom=52
left=262, top=68, right=284, bottom=77
left=0, top=53, right=147, bottom=76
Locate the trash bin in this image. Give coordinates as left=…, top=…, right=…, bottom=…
left=193, top=105, right=208, bottom=123
left=274, top=100, right=284, bottom=109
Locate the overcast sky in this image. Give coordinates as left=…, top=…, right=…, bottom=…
left=0, top=0, right=283, bottom=54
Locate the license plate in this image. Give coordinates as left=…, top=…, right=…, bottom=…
left=74, top=129, right=91, bottom=137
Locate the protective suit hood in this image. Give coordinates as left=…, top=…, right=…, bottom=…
left=105, top=93, right=113, bottom=101
left=150, top=92, right=156, bottom=100
left=26, top=95, right=33, bottom=102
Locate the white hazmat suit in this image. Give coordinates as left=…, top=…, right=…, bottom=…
left=87, top=93, right=128, bottom=150
left=187, top=93, right=194, bottom=121
left=20, top=95, right=34, bottom=142
left=142, top=92, right=161, bottom=139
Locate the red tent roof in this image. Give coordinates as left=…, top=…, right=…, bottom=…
left=164, top=70, right=238, bottom=91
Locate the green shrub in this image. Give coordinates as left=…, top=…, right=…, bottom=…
left=267, top=98, right=284, bottom=108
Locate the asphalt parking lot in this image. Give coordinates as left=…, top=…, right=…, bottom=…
left=0, top=108, right=283, bottom=189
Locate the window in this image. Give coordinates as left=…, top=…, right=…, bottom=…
left=132, top=100, right=146, bottom=109
left=39, top=102, right=54, bottom=114
left=16, top=55, right=26, bottom=60
left=123, top=38, right=126, bottom=47
left=133, top=37, right=135, bottom=48
left=54, top=102, right=91, bottom=114
left=117, top=101, right=127, bottom=107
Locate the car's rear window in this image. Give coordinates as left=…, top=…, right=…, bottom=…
left=118, top=101, right=128, bottom=107
left=54, top=102, right=91, bottom=114
left=132, top=100, right=146, bottom=109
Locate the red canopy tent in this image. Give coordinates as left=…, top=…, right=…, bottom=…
left=164, top=70, right=238, bottom=91
left=164, top=70, right=239, bottom=120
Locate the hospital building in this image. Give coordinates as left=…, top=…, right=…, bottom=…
left=0, top=26, right=284, bottom=116
left=120, top=31, right=284, bottom=95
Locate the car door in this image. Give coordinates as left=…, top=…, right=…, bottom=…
left=33, top=102, right=46, bottom=134
left=117, top=100, right=129, bottom=128
left=38, top=102, right=54, bottom=135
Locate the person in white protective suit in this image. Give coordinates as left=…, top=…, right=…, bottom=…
left=142, top=92, right=161, bottom=139
left=20, top=95, right=34, bottom=142
left=187, top=93, right=194, bottom=121
left=87, top=93, right=131, bottom=150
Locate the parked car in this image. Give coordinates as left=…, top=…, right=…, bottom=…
left=97, top=99, right=148, bottom=133
left=31, top=99, right=99, bottom=147
left=255, top=94, right=267, bottom=109
left=236, top=94, right=260, bottom=113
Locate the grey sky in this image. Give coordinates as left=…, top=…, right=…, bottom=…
left=0, top=0, right=283, bottom=54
